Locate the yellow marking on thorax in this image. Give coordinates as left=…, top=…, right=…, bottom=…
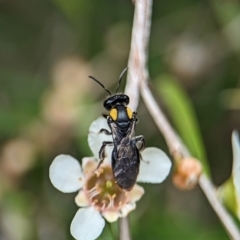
left=126, top=107, right=133, bottom=119
left=110, top=108, right=117, bottom=121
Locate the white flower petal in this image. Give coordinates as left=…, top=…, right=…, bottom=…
left=75, top=190, right=89, bottom=207
left=119, top=202, right=136, bottom=218
left=88, top=117, right=113, bottom=163
left=49, top=155, right=83, bottom=193
left=137, top=147, right=172, bottom=183
left=82, top=157, right=98, bottom=176
left=232, top=131, right=240, bottom=202
left=70, top=207, right=105, bottom=240
left=127, top=184, right=145, bottom=202
left=102, top=211, right=119, bottom=222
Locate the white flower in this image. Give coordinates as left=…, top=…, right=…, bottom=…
left=49, top=117, right=172, bottom=240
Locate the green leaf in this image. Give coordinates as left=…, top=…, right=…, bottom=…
left=97, top=222, right=116, bottom=240
left=156, top=74, right=210, bottom=175
left=211, top=0, right=240, bottom=25
left=219, top=131, right=240, bottom=220
left=50, top=0, right=87, bottom=21
left=218, top=177, right=238, bottom=218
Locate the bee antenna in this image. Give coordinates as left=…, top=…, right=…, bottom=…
left=115, top=67, right=128, bottom=93
left=89, top=76, right=112, bottom=96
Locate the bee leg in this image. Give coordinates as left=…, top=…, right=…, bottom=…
left=132, top=112, right=139, bottom=123
left=134, top=135, right=145, bottom=152
left=96, top=141, right=113, bottom=169
left=102, top=113, right=108, bottom=118
left=139, top=154, right=149, bottom=164
left=99, top=128, right=112, bottom=135
left=128, top=113, right=138, bottom=138
left=139, top=153, right=149, bottom=164
left=134, top=136, right=149, bottom=164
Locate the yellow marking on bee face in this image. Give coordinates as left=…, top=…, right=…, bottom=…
left=110, top=108, right=117, bottom=121
left=126, top=107, right=133, bottom=119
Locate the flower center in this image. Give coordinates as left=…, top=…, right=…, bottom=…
left=84, top=166, right=128, bottom=211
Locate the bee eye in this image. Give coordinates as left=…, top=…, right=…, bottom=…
left=110, top=108, right=118, bottom=121
left=126, top=107, right=133, bottom=119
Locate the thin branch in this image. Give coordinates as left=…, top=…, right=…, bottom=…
left=199, top=175, right=240, bottom=240
left=124, top=0, right=240, bottom=239
left=119, top=217, right=131, bottom=240
left=141, top=81, right=240, bottom=240
left=125, top=0, right=152, bottom=111
left=120, top=0, right=153, bottom=239
left=140, top=80, right=190, bottom=158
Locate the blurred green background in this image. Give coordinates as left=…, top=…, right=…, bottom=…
left=1, top=0, right=240, bottom=239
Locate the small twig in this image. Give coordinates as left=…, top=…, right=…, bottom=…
left=119, top=217, right=131, bottom=240
left=120, top=0, right=153, bottom=239
left=199, top=175, right=240, bottom=240
left=125, top=0, right=152, bottom=111
left=124, top=0, right=240, bottom=239
left=141, top=80, right=240, bottom=240
left=138, top=14, right=240, bottom=239
left=140, top=80, right=190, bottom=158
left=138, top=15, right=240, bottom=237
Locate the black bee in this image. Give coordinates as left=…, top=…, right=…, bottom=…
left=89, top=68, right=144, bottom=191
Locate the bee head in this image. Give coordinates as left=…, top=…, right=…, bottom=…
left=103, top=94, right=129, bottom=111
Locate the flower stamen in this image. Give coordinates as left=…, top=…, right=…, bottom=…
left=102, top=200, right=106, bottom=210
left=86, top=186, right=101, bottom=200
left=84, top=165, right=129, bottom=212
left=95, top=168, right=104, bottom=177
left=107, top=194, right=115, bottom=210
